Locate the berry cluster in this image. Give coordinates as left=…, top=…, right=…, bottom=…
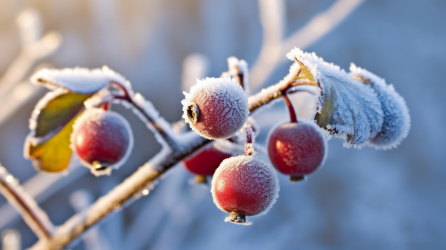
left=23, top=50, right=408, bottom=231
left=181, top=78, right=327, bottom=224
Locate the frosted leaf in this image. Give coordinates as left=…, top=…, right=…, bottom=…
left=70, top=108, right=134, bottom=176
left=350, top=64, right=410, bottom=149
left=286, top=48, right=384, bottom=147
left=31, top=66, right=126, bottom=94
left=211, top=155, right=279, bottom=224
left=182, top=77, right=249, bottom=140
left=24, top=89, right=90, bottom=173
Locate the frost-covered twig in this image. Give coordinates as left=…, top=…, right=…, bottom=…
left=29, top=73, right=316, bottom=250
left=0, top=9, right=60, bottom=102
left=111, top=81, right=179, bottom=148
left=0, top=166, right=54, bottom=240
left=250, top=0, right=364, bottom=92
left=0, top=164, right=87, bottom=231
left=69, top=190, right=110, bottom=250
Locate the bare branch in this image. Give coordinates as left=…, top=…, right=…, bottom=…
left=0, top=165, right=54, bottom=240
left=0, top=9, right=60, bottom=102
left=249, top=0, right=285, bottom=91
left=280, top=0, right=365, bottom=60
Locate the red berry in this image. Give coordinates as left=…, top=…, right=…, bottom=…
left=71, top=108, right=133, bottom=175
left=211, top=155, right=279, bottom=225
left=182, top=77, right=249, bottom=139
left=267, top=119, right=326, bottom=181
left=182, top=144, right=232, bottom=182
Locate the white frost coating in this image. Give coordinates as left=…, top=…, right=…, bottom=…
left=70, top=108, right=134, bottom=176
left=30, top=66, right=126, bottom=94
left=211, top=155, right=279, bottom=224
left=350, top=64, right=410, bottom=149
left=84, top=88, right=114, bottom=109
left=181, top=77, right=249, bottom=140
left=286, top=48, right=384, bottom=147
left=0, top=166, right=54, bottom=239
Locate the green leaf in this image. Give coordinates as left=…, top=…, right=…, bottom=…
left=33, top=90, right=91, bottom=137
left=26, top=115, right=80, bottom=172
left=24, top=90, right=92, bottom=172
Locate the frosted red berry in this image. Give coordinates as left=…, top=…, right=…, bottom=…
left=71, top=108, right=133, bottom=174
left=182, top=145, right=232, bottom=182
left=211, top=155, right=279, bottom=225
left=182, top=77, right=249, bottom=139
left=267, top=119, right=326, bottom=181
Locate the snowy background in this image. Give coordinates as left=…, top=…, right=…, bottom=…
left=0, top=0, right=445, bottom=249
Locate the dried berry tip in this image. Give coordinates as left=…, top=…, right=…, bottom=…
left=289, top=175, right=306, bottom=182
left=227, top=211, right=247, bottom=224
left=93, top=161, right=108, bottom=171
left=187, top=102, right=200, bottom=124
left=194, top=175, right=207, bottom=184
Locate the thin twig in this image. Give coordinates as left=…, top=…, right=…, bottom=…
left=280, top=0, right=365, bottom=61
left=0, top=166, right=54, bottom=240
left=29, top=76, right=316, bottom=250
left=249, top=0, right=285, bottom=91
left=250, top=0, right=364, bottom=92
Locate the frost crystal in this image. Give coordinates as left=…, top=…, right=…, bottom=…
left=286, top=48, right=384, bottom=147
left=350, top=64, right=410, bottom=149
left=31, top=66, right=126, bottom=94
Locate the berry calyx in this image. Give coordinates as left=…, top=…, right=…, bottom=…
left=181, top=77, right=249, bottom=140
left=182, top=144, right=232, bottom=183
left=267, top=94, right=326, bottom=181
left=71, top=108, right=133, bottom=175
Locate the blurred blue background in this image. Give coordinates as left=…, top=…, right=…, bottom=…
left=0, top=0, right=445, bottom=249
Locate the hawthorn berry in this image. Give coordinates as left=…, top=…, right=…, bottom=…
left=71, top=108, right=133, bottom=175
left=211, top=124, right=279, bottom=225
left=267, top=93, right=326, bottom=181
left=182, top=144, right=232, bottom=183
left=181, top=77, right=249, bottom=139
left=211, top=155, right=279, bottom=224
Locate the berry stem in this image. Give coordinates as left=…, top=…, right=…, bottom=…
left=245, top=123, right=255, bottom=156
left=282, top=93, right=298, bottom=123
